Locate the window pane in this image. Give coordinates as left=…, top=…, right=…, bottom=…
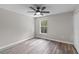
left=41, top=27, right=47, bottom=33
left=41, top=20, right=48, bottom=27
left=45, top=27, right=47, bottom=33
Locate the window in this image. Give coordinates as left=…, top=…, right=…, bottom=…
left=40, top=19, right=48, bottom=34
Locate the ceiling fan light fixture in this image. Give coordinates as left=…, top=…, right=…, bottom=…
left=28, top=5, right=50, bottom=16
left=36, top=12, right=40, bottom=15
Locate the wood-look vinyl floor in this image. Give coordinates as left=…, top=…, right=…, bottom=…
left=0, top=38, right=77, bottom=54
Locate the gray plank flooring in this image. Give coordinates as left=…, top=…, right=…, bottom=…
left=0, top=38, right=77, bottom=54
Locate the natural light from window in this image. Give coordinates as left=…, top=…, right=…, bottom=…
left=40, top=19, right=48, bottom=34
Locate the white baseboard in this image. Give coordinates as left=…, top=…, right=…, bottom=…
left=38, top=37, right=73, bottom=44
left=0, top=33, right=34, bottom=51
left=74, top=44, right=79, bottom=54
left=36, top=34, right=73, bottom=44
left=48, top=38, right=73, bottom=44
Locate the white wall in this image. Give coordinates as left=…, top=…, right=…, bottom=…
left=35, top=12, right=74, bottom=44
left=73, top=7, right=79, bottom=53
left=0, top=8, right=34, bottom=48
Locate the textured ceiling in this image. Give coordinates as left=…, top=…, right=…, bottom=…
left=0, top=4, right=78, bottom=17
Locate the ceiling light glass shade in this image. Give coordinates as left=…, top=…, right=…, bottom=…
left=36, top=12, right=40, bottom=15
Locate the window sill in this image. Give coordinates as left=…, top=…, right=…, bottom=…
left=40, top=33, right=47, bottom=35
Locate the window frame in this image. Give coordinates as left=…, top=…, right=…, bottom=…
left=39, top=19, right=48, bottom=34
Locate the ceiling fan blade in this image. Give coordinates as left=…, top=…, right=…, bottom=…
left=41, top=11, right=50, bottom=13
left=30, top=7, right=36, bottom=11
left=41, top=7, right=46, bottom=10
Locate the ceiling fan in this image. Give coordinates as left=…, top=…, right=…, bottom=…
left=27, top=5, right=50, bottom=16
